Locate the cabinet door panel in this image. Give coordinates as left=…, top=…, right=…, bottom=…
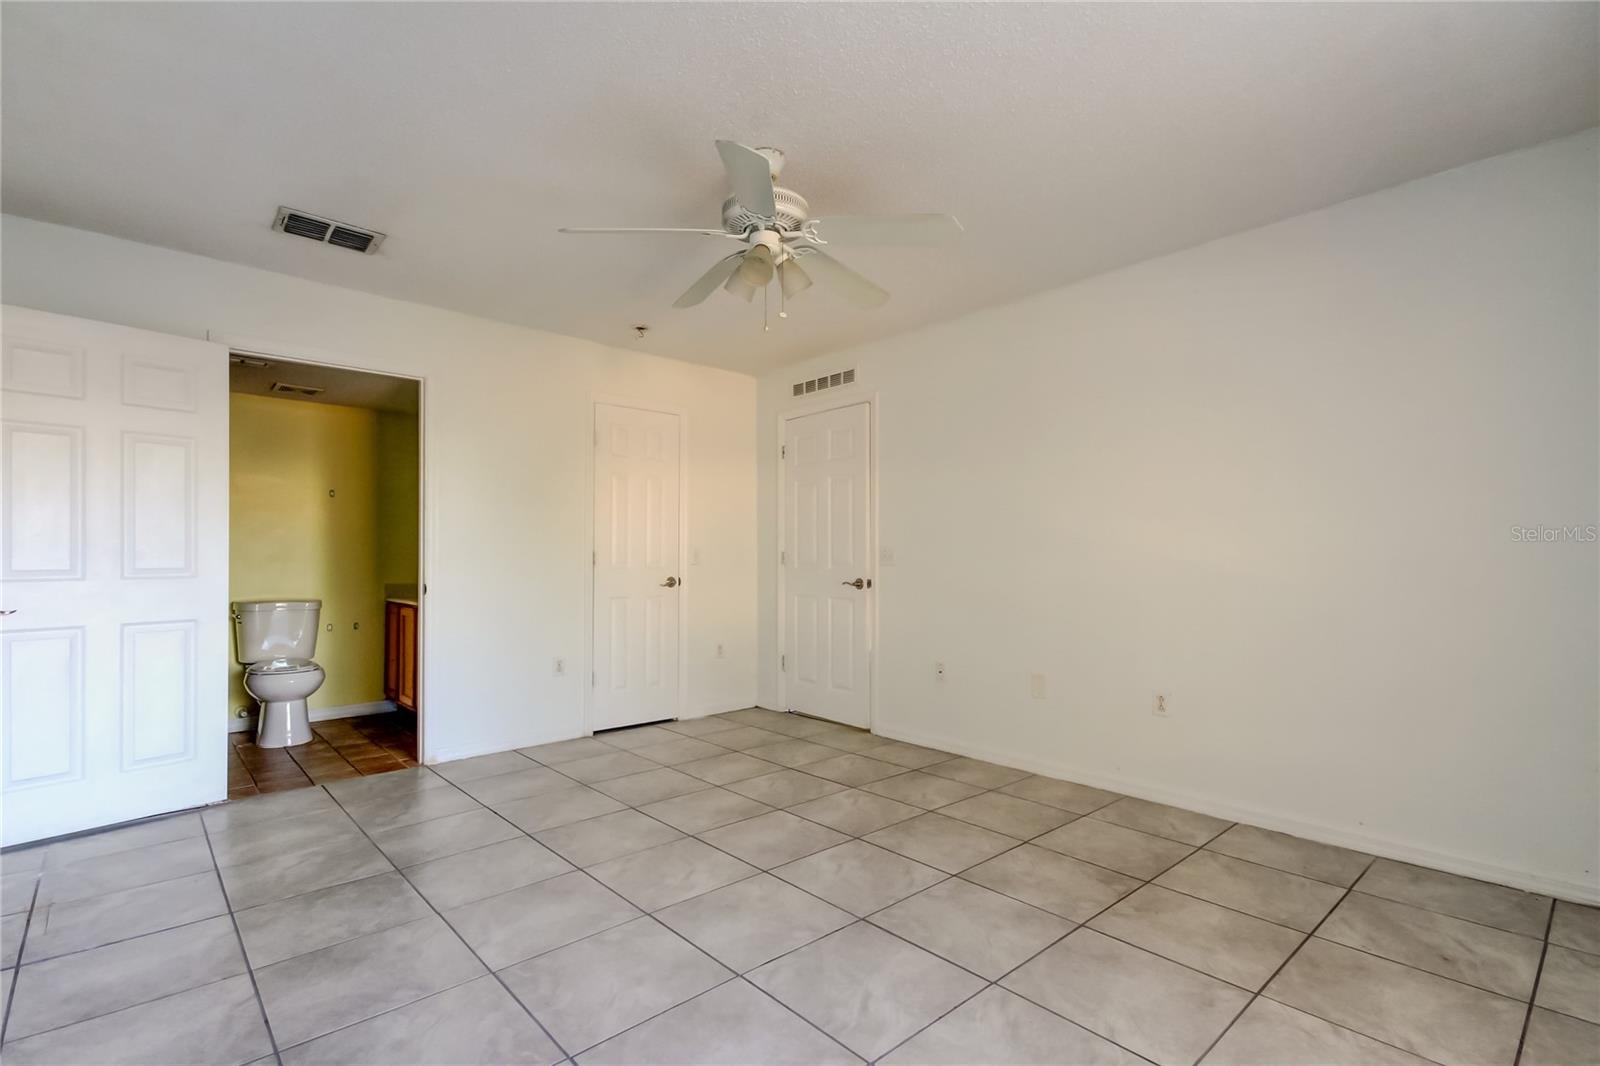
left=397, top=606, right=417, bottom=710
left=384, top=603, right=400, bottom=701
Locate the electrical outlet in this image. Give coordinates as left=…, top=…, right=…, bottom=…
left=553, top=657, right=565, bottom=676
left=1030, top=673, right=1047, bottom=699
left=716, top=643, right=726, bottom=659
left=935, top=661, right=946, bottom=681
left=1153, top=693, right=1171, bottom=717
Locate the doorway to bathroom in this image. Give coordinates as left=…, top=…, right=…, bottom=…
left=226, top=353, right=423, bottom=797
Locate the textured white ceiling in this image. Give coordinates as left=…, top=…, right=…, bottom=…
left=3, top=3, right=1595, bottom=374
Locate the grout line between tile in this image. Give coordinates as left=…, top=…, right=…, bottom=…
left=1198, top=854, right=1462, bottom=1066
left=451, top=794, right=791, bottom=1055
left=631, top=755, right=1158, bottom=1064
left=16, top=712, right=1570, bottom=1065
left=1191, top=838, right=1369, bottom=891
left=321, top=780, right=577, bottom=1064
left=0, top=971, right=268, bottom=1052
left=0, top=877, right=40, bottom=1048
left=10, top=899, right=231, bottom=969
left=1344, top=883, right=1558, bottom=942
left=1512, top=903, right=1559, bottom=1065
left=871, top=831, right=1152, bottom=1064
left=465, top=749, right=981, bottom=1060
left=199, top=814, right=284, bottom=1063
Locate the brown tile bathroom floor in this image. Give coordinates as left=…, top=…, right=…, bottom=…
left=2, top=706, right=1595, bottom=1065
left=228, top=711, right=419, bottom=798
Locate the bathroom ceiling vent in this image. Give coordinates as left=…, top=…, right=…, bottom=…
left=269, top=381, right=325, bottom=398
left=272, top=206, right=386, bottom=255
left=792, top=368, right=855, bottom=397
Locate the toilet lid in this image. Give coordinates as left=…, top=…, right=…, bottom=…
left=245, top=658, right=318, bottom=675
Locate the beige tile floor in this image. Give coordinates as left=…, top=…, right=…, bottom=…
left=0, top=706, right=1595, bottom=1065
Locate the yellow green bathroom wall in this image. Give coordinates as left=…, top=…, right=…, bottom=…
left=229, top=394, right=419, bottom=719
left=375, top=411, right=420, bottom=592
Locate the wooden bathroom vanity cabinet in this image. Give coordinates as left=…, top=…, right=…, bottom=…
left=384, top=599, right=419, bottom=711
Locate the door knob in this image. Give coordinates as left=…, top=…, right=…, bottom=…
left=660, top=576, right=679, bottom=588
left=0, top=609, right=17, bottom=616
left=841, top=578, right=866, bottom=589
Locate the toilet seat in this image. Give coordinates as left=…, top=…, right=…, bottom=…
left=245, top=658, right=320, bottom=676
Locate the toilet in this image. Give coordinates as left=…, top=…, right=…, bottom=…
left=233, top=599, right=326, bottom=748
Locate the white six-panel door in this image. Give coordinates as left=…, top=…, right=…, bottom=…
left=1, top=306, right=228, bottom=846
left=782, top=402, right=872, bottom=728
left=591, top=403, right=682, bottom=731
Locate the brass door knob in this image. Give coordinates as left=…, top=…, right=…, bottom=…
left=841, top=578, right=865, bottom=589
left=660, top=576, right=679, bottom=588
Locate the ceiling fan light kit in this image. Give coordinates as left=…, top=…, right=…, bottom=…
left=559, top=139, right=961, bottom=327
left=779, top=259, right=812, bottom=299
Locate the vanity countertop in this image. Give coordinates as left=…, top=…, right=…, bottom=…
left=386, top=597, right=418, bottom=607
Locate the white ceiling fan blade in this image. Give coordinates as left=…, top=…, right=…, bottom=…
left=795, top=249, right=889, bottom=309
left=559, top=227, right=740, bottom=239
left=715, top=140, right=777, bottom=219
left=803, top=214, right=963, bottom=246
left=673, top=253, right=746, bottom=308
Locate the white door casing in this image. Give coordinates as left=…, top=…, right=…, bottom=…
left=781, top=401, right=872, bottom=729
left=591, top=403, right=682, bottom=731
left=1, top=305, right=228, bottom=846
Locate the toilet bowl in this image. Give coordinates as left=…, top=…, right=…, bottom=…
left=243, top=660, right=325, bottom=747
left=233, top=599, right=326, bottom=749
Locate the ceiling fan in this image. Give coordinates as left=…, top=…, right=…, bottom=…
left=559, top=140, right=961, bottom=319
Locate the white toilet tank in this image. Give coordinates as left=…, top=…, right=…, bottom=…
left=232, top=600, right=322, bottom=664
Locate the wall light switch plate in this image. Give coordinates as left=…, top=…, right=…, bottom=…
left=879, top=546, right=895, bottom=566
left=690, top=547, right=702, bottom=566
left=1153, top=693, right=1171, bottom=717
left=1030, top=673, right=1047, bottom=699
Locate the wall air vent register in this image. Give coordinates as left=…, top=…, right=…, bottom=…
left=793, top=369, right=856, bottom=397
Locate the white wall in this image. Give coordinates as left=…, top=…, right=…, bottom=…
left=757, top=132, right=1599, bottom=901
left=3, top=215, right=759, bottom=762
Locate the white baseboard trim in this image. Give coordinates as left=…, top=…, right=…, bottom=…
left=862, top=719, right=1599, bottom=906
left=228, top=700, right=399, bottom=734
left=426, top=705, right=760, bottom=765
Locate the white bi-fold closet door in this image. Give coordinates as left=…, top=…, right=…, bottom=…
left=781, top=402, right=873, bottom=729
left=591, top=403, right=683, bottom=732
left=1, top=305, right=228, bottom=846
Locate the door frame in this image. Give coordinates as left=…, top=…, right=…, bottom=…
left=584, top=397, right=690, bottom=736
left=209, top=332, right=430, bottom=763
left=775, top=393, right=879, bottom=732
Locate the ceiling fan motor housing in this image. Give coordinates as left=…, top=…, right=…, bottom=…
left=722, top=188, right=809, bottom=236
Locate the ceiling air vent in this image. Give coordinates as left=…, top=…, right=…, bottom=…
left=269, top=381, right=325, bottom=398
left=792, top=368, right=856, bottom=397
left=273, top=206, right=386, bottom=255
